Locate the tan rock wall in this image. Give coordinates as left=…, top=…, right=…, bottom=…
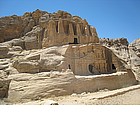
left=0, top=71, right=11, bottom=98
left=72, top=70, right=137, bottom=93
left=7, top=70, right=137, bottom=103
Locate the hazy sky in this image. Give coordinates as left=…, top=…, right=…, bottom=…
left=0, top=0, right=140, bottom=43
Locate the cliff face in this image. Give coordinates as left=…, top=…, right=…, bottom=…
left=0, top=9, right=139, bottom=104
left=0, top=9, right=99, bottom=49
left=0, top=9, right=99, bottom=102
left=99, top=38, right=129, bottom=62
left=100, top=38, right=140, bottom=81
left=0, top=10, right=46, bottom=43
left=129, top=39, right=140, bottom=80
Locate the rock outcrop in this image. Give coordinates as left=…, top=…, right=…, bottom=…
left=8, top=70, right=75, bottom=103
left=0, top=9, right=139, bottom=104
left=0, top=9, right=46, bottom=43
left=99, top=38, right=129, bottom=62
left=0, top=9, right=99, bottom=50
left=129, top=39, right=140, bottom=80
left=100, top=38, right=140, bottom=81
left=0, top=71, right=11, bottom=98
left=0, top=45, right=10, bottom=59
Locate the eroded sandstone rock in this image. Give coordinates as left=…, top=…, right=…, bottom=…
left=0, top=46, right=9, bottom=59
left=0, top=9, right=139, bottom=104
left=8, top=71, right=75, bottom=103
left=0, top=9, right=47, bottom=43
left=129, top=38, right=140, bottom=80
left=0, top=9, right=99, bottom=49
left=13, top=60, right=39, bottom=73
left=0, top=71, right=11, bottom=98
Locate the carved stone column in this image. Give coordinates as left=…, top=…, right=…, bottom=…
left=76, top=24, right=82, bottom=36
left=58, top=18, right=65, bottom=34
left=69, top=22, right=74, bottom=35
left=48, top=20, right=56, bottom=36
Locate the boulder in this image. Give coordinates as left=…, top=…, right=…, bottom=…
left=39, top=48, right=64, bottom=71
left=13, top=61, right=39, bottom=73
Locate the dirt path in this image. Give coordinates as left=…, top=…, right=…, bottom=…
left=1, top=85, right=140, bottom=105
left=48, top=87, right=140, bottom=105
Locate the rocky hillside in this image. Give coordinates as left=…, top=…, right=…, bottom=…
left=100, top=38, right=140, bottom=81
left=0, top=9, right=139, bottom=104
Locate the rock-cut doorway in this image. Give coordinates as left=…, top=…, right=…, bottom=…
left=74, top=38, right=78, bottom=44
left=88, top=64, right=94, bottom=74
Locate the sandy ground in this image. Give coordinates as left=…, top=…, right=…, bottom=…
left=1, top=85, right=140, bottom=105
left=48, top=86, right=140, bottom=105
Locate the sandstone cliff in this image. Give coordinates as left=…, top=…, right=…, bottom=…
left=0, top=9, right=139, bottom=104
left=0, top=70, right=11, bottom=98
left=100, top=38, right=140, bottom=81
left=129, top=38, right=140, bottom=80
left=0, top=9, right=99, bottom=49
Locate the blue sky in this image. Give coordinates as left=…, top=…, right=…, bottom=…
left=0, top=0, right=140, bottom=43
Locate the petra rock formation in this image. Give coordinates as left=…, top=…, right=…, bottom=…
left=100, top=38, right=140, bottom=81
left=0, top=10, right=99, bottom=49
left=0, top=70, right=11, bottom=98
left=0, top=9, right=139, bottom=104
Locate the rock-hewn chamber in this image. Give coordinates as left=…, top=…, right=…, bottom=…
left=60, top=44, right=124, bottom=75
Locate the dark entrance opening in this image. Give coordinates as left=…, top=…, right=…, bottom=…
left=69, top=38, right=79, bottom=44
left=74, top=38, right=78, bottom=44
left=112, top=64, right=116, bottom=72
left=89, top=64, right=94, bottom=74
left=68, top=64, right=71, bottom=69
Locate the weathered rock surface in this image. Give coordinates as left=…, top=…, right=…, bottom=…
left=0, top=9, right=139, bottom=104
left=8, top=71, right=75, bottom=103
left=0, top=9, right=46, bottom=43
left=0, top=45, right=10, bottom=59
left=7, top=70, right=137, bottom=103
left=11, top=46, right=65, bottom=73
left=100, top=38, right=129, bottom=47
left=0, top=61, right=9, bottom=71
left=0, top=9, right=99, bottom=50
left=100, top=38, right=140, bottom=81
left=13, top=61, right=40, bottom=73
left=100, top=38, right=130, bottom=62
left=0, top=71, right=11, bottom=98
left=129, top=38, right=140, bottom=80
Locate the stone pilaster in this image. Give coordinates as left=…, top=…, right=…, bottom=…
left=48, top=20, right=56, bottom=36
left=58, top=18, right=65, bottom=34
left=85, top=25, right=90, bottom=36
left=76, top=24, right=82, bottom=36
